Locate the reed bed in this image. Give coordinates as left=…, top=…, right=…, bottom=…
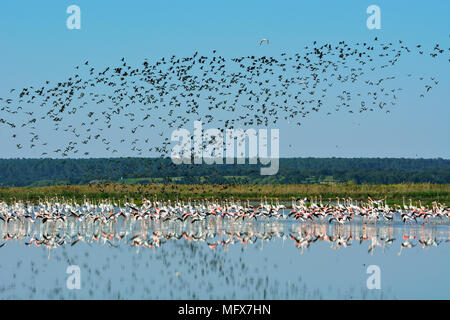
left=0, top=183, right=448, bottom=205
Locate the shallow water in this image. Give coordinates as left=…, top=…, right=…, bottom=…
left=0, top=215, right=449, bottom=299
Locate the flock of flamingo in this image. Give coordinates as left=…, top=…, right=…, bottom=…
left=0, top=202, right=448, bottom=254
left=0, top=196, right=448, bottom=225
left=0, top=196, right=448, bottom=252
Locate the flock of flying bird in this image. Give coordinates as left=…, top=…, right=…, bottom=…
left=0, top=37, right=448, bottom=160
left=1, top=37, right=449, bottom=301
left=0, top=38, right=448, bottom=237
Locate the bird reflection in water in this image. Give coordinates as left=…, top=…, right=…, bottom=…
left=1, top=215, right=448, bottom=255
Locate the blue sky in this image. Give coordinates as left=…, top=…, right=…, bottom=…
left=0, top=0, right=449, bottom=158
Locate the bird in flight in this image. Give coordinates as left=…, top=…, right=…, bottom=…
left=259, top=38, right=269, bottom=45
left=0, top=37, right=446, bottom=161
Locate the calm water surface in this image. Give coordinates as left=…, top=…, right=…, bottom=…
left=0, top=213, right=449, bottom=299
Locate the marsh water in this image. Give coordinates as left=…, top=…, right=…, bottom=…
left=0, top=213, right=449, bottom=299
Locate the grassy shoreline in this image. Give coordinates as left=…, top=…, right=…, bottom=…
left=0, top=183, right=448, bottom=206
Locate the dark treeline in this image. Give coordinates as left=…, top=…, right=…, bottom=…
left=0, top=158, right=448, bottom=187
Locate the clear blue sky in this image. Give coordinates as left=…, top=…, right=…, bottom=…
left=0, top=0, right=448, bottom=158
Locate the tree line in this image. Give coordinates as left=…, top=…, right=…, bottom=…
left=0, top=157, right=448, bottom=187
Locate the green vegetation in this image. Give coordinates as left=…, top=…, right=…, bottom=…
left=1, top=183, right=448, bottom=206
left=0, top=157, right=449, bottom=187
left=0, top=158, right=447, bottom=205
